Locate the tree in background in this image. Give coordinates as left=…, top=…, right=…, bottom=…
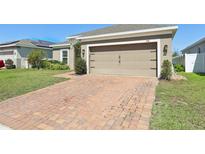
left=28, top=49, right=45, bottom=69
left=172, top=51, right=179, bottom=57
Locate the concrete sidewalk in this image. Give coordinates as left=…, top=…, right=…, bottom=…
left=0, top=123, right=11, bottom=130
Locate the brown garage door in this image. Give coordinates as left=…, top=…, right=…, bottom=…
left=89, top=43, right=157, bottom=77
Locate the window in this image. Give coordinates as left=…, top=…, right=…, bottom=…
left=62, top=50, right=68, bottom=64
left=198, top=47, right=201, bottom=54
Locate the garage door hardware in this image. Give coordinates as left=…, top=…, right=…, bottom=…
left=150, top=67, right=157, bottom=70
left=150, top=59, right=157, bottom=61
left=90, top=66, right=95, bottom=68
left=118, top=55, right=121, bottom=64
left=150, top=50, right=156, bottom=53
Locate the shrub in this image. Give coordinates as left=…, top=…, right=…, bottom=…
left=74, top=41, right=81, bottom=60
left=42, top=60, right=69, bottom=70
left=5, top=59, right=16, bottom=69
left=174, top=64, right=185, bottom=72
left=28, top=49, right=45, bottom=69
left=75, top=58, right=86, bottom=75
left=161, top=60, right=172, bottom=80
left=47, top=60, right=64, bottom=65
left=0, top=60, right=5, bottom=68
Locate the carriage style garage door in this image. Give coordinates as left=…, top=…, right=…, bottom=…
left=89, top=42, right=157, bottom=77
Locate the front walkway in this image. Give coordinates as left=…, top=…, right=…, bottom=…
left=0, top=74, right=157, bottom=130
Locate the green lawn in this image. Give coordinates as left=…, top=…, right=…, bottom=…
left=150, top=73, right=205, bottom=129
left=0, top=69, right=69, bottom=102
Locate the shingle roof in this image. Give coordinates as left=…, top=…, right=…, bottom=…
left=50, top=41, right=70, bottom=49
left=181, top=37, right=205, bottom=53
left=71, top=24, right=176, bottom=37
left=0, top=40, right=19, bottom=46
left=0, top=39, right=56, bottom=48
left=52, top=41, right=69, bottom=45
left=31, top=40, right=56, bottom=47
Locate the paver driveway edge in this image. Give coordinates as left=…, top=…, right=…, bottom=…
left=0, top=74, right=158, bottom=130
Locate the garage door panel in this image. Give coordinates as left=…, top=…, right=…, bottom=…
left=120, top=61, right=156, bottom=69
left=90, top=55, right=118, bottom=61
left=90, top=61, right=156, bottom=69
left=90, top=62, right=118, bottom=68
left=90, top=68, right=156, bottom=77
left=91, top=52, right=156, bottom=62
left=89, top=43, right=157, bottom=77
left=90, top=43, right=157, bottom=52
left=91, top=50, right=156, bottom=55
left=121, top=55, right=156, bottom=61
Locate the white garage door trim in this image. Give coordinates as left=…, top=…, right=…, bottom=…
left=86, top=39, right=161, bottom=78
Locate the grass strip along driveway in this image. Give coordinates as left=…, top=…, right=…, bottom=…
left=150, top=73, right=205, bottom=129
left=0, top=69, right=68, bottom=102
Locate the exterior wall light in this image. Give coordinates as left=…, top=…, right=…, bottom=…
left=82, top=49, right=85, bottom=58
left=163, top=45, right=168, bottom=56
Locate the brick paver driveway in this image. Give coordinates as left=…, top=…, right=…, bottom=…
left=0, top=74, right=157, bottom=130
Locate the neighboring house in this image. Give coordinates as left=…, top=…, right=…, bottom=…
left=173, top=37, right=205, bottom=73
left=0, top=39, right=55, bottom=68
left=50, top=41, right=70, bottom=65
left=68, top=24, right=178, bottom=78
left=181, top=37, right=205, bottom=54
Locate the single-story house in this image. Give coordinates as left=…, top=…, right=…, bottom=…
left=181, top=37, right=205, bottom=54
left=50, top=41, right=70, bottom=65
left=68, top=24, right=178, bottom=78
left=173, top=37, right=205, bottom=73
left=0, top=39, right=55, bottom=68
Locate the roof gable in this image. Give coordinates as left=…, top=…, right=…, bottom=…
left=70, top=24, right=177, bottom=38
left=181, top=37, right=205, bottom=53
left=0, top=39, right=55, bottom=48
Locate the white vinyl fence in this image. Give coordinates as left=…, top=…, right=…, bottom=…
left=173, top=55, right=185, bottom=66
left=173, top=53, right=205, bottom=73
left=185, top=53, right=205, bottom=73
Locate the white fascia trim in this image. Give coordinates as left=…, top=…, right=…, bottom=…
left=66, top=35, right=81, bottom=39
left=50, top=43, right=70, bottom=47
left=75, top=26, right=178, bottom=40
left=0, top=44, right=16, bottom=48
left=17, top=45, right=52, bottom=50
left=0, top=44, right=52, bottom=50
left=86, top=39, right=161, bottom=78
left=60, top=49, right=63, bottom=62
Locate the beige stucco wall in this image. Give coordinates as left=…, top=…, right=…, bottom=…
left=53, top=49, right=61, bottom=61
left=80, top=35, right=173, bottom=65
left=52, top=48, right=71, bottom=66
left=80, top=30, right=173, bottom=43
left=160, top=37, right=172, bottom=66
left=69, top=30, right=174, bottom=75
left=183, top=41, right=205, bottom=54
left=69, top=39, right=79, bottom=70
